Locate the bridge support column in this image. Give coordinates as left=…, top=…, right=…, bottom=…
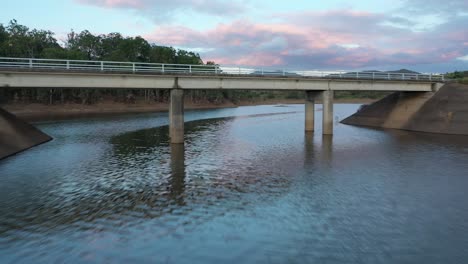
left=170, top=89, right=184, bottom=144
left=305, top=91, right=316, bottom=132
left=322, top=90, right=334, bottom=135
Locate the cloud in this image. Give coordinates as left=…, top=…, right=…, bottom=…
left=75, top=0, right=247, bottom=19
left=399, top=0, right=468, bottom=16
left=145, top=9, right=467, bottom=70
left=77, top=0, right=468, bottom=71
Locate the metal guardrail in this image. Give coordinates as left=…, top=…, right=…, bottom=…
left=0, top=57, right=445, bottom=81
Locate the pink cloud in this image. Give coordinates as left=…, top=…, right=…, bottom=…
left=144, top=9, right=468, bottom=70
left=75, top=0, right=246, bottom=18
left=76, top=0, right=145, bottom=9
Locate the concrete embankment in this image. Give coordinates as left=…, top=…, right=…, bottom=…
left=341, top=83, right=468, bottom=135
left=0, top=108, right=52, bottom=160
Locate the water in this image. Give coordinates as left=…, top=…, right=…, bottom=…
left=1, top=104, right=468, bottom=263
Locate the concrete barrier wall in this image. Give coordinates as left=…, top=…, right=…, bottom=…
left=0, top=71, right=436, bottom=91
left=341, top=83, right=468, bottom=135
left=0, top=108, right=52, bottom=160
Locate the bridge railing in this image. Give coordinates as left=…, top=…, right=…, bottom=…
left=0, top=57, right=445, bottom=81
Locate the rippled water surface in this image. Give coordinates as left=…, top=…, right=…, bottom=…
left=1, top=104, right=468, bottom=263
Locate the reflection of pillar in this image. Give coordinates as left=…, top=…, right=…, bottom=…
left=322, top=90, right=334, bottom=135
left=304, top=132, right=315, bottom=168
left=170, top=89, right=184, bottom=144
left=305, top=91, right=316, bottom=132
left=170, top=143, right=185, bottom=204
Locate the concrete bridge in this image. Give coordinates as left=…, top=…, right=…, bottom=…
left=0, top=57, right=445, bottom=146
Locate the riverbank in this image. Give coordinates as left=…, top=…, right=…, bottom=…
left=1, top=98, right=375, bottom=122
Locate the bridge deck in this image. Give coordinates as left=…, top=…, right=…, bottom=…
left=0, top=68, right=441, bottom=92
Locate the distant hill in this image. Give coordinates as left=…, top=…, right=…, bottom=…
left=325, top=69, right=421, bottom=79
left=250, top=70, right=301, bottom=76
left=387, top=69, right=420, bottom=74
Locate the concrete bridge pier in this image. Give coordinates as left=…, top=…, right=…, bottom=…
left=322, top=90, right=334, bottom=135
left=170, top=89, right=185, bottom=144
left=305, top=91, right=317, bottom=132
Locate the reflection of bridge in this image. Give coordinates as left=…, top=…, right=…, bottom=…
left=0, top=57, right=445, bottom=144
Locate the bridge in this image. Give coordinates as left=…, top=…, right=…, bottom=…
left=0, top=57, right=445, bottom=144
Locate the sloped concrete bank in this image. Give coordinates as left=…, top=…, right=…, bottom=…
left=341, top=83, right=468, bottom=135
left=0, top=108, right=52, bottom=160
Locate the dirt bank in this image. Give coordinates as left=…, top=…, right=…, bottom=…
left=2, top=98, right=375, bottom=123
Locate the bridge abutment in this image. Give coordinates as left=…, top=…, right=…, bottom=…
left=170, top=89, right=184, bottom=144
left=0, top=108, right=52, bottom=159
left=322, top=90, right=334, bottom=135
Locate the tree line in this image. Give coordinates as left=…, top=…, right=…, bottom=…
left=0, top=20, right=392, bottom=105
left=445, top=71, right=468, bottom=84
left=0, top=20, right=282, bottom=105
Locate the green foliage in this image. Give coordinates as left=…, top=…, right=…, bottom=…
left=446, top=71, right=464, bottom=79
left=0, top=19, right=392, bottom=106
left=445, top=71, right=468, bottom=82
left=0, top=20, right=60, bottom=58
left=0, top=20, right=215, bottom=105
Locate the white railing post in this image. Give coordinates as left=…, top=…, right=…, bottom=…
left=356, top=72, right=359, bottom=79
left=132, top=63, right=135, bottom=73
left=372, top=72, right=375, bottom=79
left=261, top=68, right=264, bottom=75
left=100, top=61, right=104, bottom=71
left=238, top=67, right=241, bottom=75
left=189, top=65, right=192, bottom=73
left=29, top=59, right=33, bottom=68
left=429, top=74, right=432, bottom=81
left=402, top=73, right=405, bottom=80
left=416, top=74, right=418, bottom=80
left=162, top=64, right=165, bottom=73
left=388, top=73, right=390, bottom=80
left=66, top=60, right=70, bottom=70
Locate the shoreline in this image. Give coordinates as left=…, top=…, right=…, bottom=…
left=1, top=98, right=375, bottom=123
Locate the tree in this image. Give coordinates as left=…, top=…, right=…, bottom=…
left=116, top=36, right=151, bottom=62
left=175, top=49, right=203, bottom=64
left=29, top=29, right=60, bottom=58
left=149, top=45, right=176, bottom=63
left=66, top=30, right=101, bottom=60
left=0, top=24, right=8, bottom=56
left=99, top=32, right=124, bottom=60
left=5, top=19, right=31, bottom=57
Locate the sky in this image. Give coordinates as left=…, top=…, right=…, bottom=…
left=2, top=0, right=468, bottom=72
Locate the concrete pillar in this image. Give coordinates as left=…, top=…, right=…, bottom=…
left=322, top=90, right=334, bottom=135
left=305, top=91, right=315, bottom=132
left=170, top=89, right=184, bottom=144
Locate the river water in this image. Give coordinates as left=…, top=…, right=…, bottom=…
left=1, top=104, right=468, bottom=263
